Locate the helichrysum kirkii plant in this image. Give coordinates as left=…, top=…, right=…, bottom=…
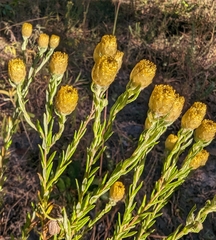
left=1, top=25, right=216, bottom=240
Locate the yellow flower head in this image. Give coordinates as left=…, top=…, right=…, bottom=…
left=110, top=181, right=125, bottom=202
left=49, top=34, right=60, bottom=49
left=93, top=35, right=117, bottom=62
left=165, top=134, right=178, bottom=151
left=190, top=149, right=209, bottom=169
left=55, top=85, right=78, bottom=115
left=194, top=119, right=216, bottom=142
left=165, top=95, right=185, bottom=123
left=181, top=102, right=207, bottom=130
left=114, top=50, right=124, bottom=71
left=38, top=33, right=49, bottom=48
left=148, top=85, right=178, bottom=118
left=22, top=22, right=33, bottom=39
left=130, top=59, right=156, bottom=89
left=8, top=58, right=26, bottom=84
left=91, top=55, right=118, bottom=86
left=49, top=51, right=68, bottom=76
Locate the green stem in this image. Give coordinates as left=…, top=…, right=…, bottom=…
left=104, top=85, right=141, bottom=141
left=70, top=116, right=169, bottom=232
left=165, top=196, right=216, bottom=240
left=136, top=138, right=213, bottom=239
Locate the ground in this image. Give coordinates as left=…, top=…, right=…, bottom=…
left=0, top=0, right=216, bottom=239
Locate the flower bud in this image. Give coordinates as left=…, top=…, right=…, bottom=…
left=93, top=35, right=117, bottom=62
left=194, top=119, right=216, bottom=142
left=55, top=85, right=78, bottom=115
left=91, top=55, right=118, bottom=86
left=38, top=33, right=49, bottom=49
left=49, top=52, right=68, bottom=76
left=149, top=85, right=177, bottom=118
left=190, top=149, right=209, bottom=169
left=22, top=22, right=33, bottom=39
left=49, top=34, right=60, bottom=49
left=165, top=134, right=178, bottom=151
left=8, top=58, right=26, bottom=84
left=181, top=102, right=207, bottom=130
left=109, top=181, right=125, bottom=202
left=130, top=59, right=156, bottom=89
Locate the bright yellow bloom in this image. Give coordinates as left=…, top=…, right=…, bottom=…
left=181, top=102, right=207, bottom=130
left=22, top=22, right=33, bottom=38
left=110, top=181, right=125, bottom=202
left=149, top=85, right=178, bottom=117
left=194, top=119, right=216, bottom=142
left=8, top=58, right=26, bottom=84
left=49, top=34, right=60, bottom=49
left=114, top=50, right=124, bottom=71
left=165, top=134, right=178, bottom=151
left=190, top=149, right=209, bottom=169
left=130, top=59, right=156, bottom=89
left=55, top=85, right=78, bottom=115
left=49, top=52, right=68, bottom=75
left=91, top=55, right=118, bottom=86
left=38, top=33, right=49, bottom=48
left=165, top=95, right=185, bottom=123
left=93, top=35, right=117, bottom=62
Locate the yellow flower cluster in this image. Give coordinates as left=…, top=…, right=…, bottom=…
left=49, top=52, right=68, bottom=76
left=129, top=59, right=156, bottom=90
left=22, top=22, right=33, bottom=39
left=181, top=102, right=206, bottom=130
left=109, top=181, right=125, bottom=202
left=190, top=149, right=209, bottom=169
left=165, top=134, right=178, bottom=151
left=148, top=84, right=185, bottom=122
left=21, top=23, right=60, bottom=50
left=194, top=119, right=216, bottom=142
left=8, top=58, right=26, bottom=84
left=92, top=35, right=124, bottom=87
left=54, top=85, right=78, bottom=115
